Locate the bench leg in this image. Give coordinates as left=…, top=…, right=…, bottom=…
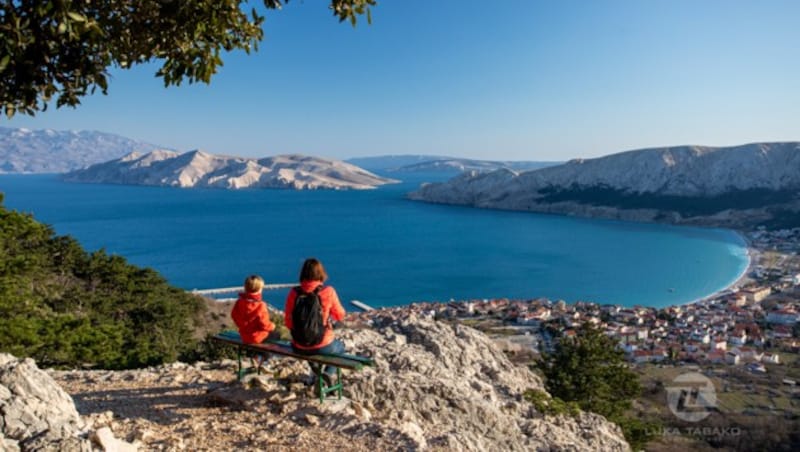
left=236, top=347, right=245, bottom=380
left=317, top=368, right=344, bottom=403
left=236, top=347, right=241, bottom=380
left=236, top=348, right=266, bottom=381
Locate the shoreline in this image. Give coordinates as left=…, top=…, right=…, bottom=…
left=210, top=234, right=756, bottom=315
left=345, top=228, right=757, bottom=315
left=680, top=228, right=755, bottom=307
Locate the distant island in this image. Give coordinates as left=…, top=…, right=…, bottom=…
left=409, top=142, right=800, bottom=229
left=0, top=127, right=167, bottom=174
left=346, top=154, right=454, bottom=172
left=346, top=154, right=558, bottom=174
left=390, top=158, right=558, bottom=174
left=64, top=150, right=398, bottom=190
left=1, top=126, right=560, bottom=179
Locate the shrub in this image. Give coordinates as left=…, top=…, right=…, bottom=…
left=0, top=199, right=206, bottom=369
left=523, top=389, right=581, bottom=417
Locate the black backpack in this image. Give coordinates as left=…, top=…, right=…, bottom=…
left=291, top=286, right=326, bottom=346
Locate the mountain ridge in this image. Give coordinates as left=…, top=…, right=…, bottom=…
left=64, top=149, right=398, bottom=190
left=345, top=154, right=558, bottom=173
left=0, top=127, right=168, bottom=173
left=409, top=142, right=800, bottom=228
left=391, top=157, right=559, bottom=174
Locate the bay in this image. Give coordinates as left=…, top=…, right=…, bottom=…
left=0, top=173, right=748, bottom=310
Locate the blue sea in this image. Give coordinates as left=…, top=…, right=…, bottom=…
left=0, top=173, right=749, bottom=310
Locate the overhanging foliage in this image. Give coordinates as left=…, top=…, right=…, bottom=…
left=0, top=0, right=376, bottom=117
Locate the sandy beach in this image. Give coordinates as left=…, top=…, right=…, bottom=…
left=682, top=228, right=755, bottom=306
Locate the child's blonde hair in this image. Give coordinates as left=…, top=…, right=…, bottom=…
left=244, top=275, right=264, bottom=294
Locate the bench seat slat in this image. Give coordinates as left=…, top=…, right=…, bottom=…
left=264, top=339, right=375, bottom=366
left=212, top=333, right=371, bottom=370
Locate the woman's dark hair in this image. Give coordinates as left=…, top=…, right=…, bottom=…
left=299, top=257, right=328, bottom=282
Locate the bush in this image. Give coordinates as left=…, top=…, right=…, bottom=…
left=537, top=323, right=657, bottom=449
left=0, top=198, right=206, bottom=369
left=611, top=415, right=661, bottom=451
left=523, top=389, right=581, bottom=417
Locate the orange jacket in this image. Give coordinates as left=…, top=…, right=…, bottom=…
left=284, top=280, right=345, bottom=350
left=231, top=292, right=275, bottom=344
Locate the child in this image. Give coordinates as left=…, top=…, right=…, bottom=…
left=231, top=274, right=276, bottom=344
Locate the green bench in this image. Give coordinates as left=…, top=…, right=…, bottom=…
left=212, top=330, right=374, bottom=402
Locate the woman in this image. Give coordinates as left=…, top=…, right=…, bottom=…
left=284, top=258, right=346, bottom=386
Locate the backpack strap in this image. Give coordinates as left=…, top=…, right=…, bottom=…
left=294, top=285, right=324, bottom=296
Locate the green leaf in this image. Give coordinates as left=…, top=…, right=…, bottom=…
left=2, top=0, right=380, bottom=117
left=0, top=55, right=9, bottom=72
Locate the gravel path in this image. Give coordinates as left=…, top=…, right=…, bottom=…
left=49, top=360, right=395, bottom=451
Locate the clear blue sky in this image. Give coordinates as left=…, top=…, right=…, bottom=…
left=3, top=0, right=799, bottom=161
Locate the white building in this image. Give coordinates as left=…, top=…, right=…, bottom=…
left=729, top=330, right=747, bottom=346
left=691, top=330, right=711, bottom=344
left=725, top=351, right=741, bottom=365
left=711, top=339, right=727, bottom=351
left=741, top=286, right=771, bottom=303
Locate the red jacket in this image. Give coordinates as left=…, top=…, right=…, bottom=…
left=231, top=292, right=275, bottom=344
left=284, top=281, right=345, bottom=350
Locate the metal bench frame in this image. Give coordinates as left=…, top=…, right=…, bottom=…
left=212, top=330, right=373, bottom=402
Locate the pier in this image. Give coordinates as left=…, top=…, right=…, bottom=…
left=193, top=286, right=377, bottom=311
left=192, top=283, right=294, bottom=295
left=351, top=300, right=375, bottom=311
left=191, top=283, right=294, bottom=301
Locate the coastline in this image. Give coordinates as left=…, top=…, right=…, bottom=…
left=203, top=228, right=756, bottom=313
left=680, top=228, right=755, bottom=307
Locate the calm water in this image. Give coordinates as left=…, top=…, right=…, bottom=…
left=0, top=174, right=749, bottom=309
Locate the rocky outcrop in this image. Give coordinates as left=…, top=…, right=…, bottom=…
left=339, top=314, right=629, bottom=451
left=0, top=127, right=166, bottom=174
left=0, top=353, right=89, bottom=451
left=409, top=142, right=800, bottom=228
left=64, top=150, right=399, bottom=190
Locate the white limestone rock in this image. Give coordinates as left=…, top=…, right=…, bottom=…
left=91, top=426, right=138, bottom=452
left=64, top=150, right=399, bottom=190
left=409, top=142, right=800, bottom=227
left=0, top=354, right=90, bottom=451
left=337, top=315, right=630, bottom=451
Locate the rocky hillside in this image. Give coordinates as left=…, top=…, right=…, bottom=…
left=64, top=150, right=398, bottom=190
left=0, top=127, right=167, bottom=174
left=2, top=315, right=629, bottom=451
left=409, top=142, right=800, bottom=228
